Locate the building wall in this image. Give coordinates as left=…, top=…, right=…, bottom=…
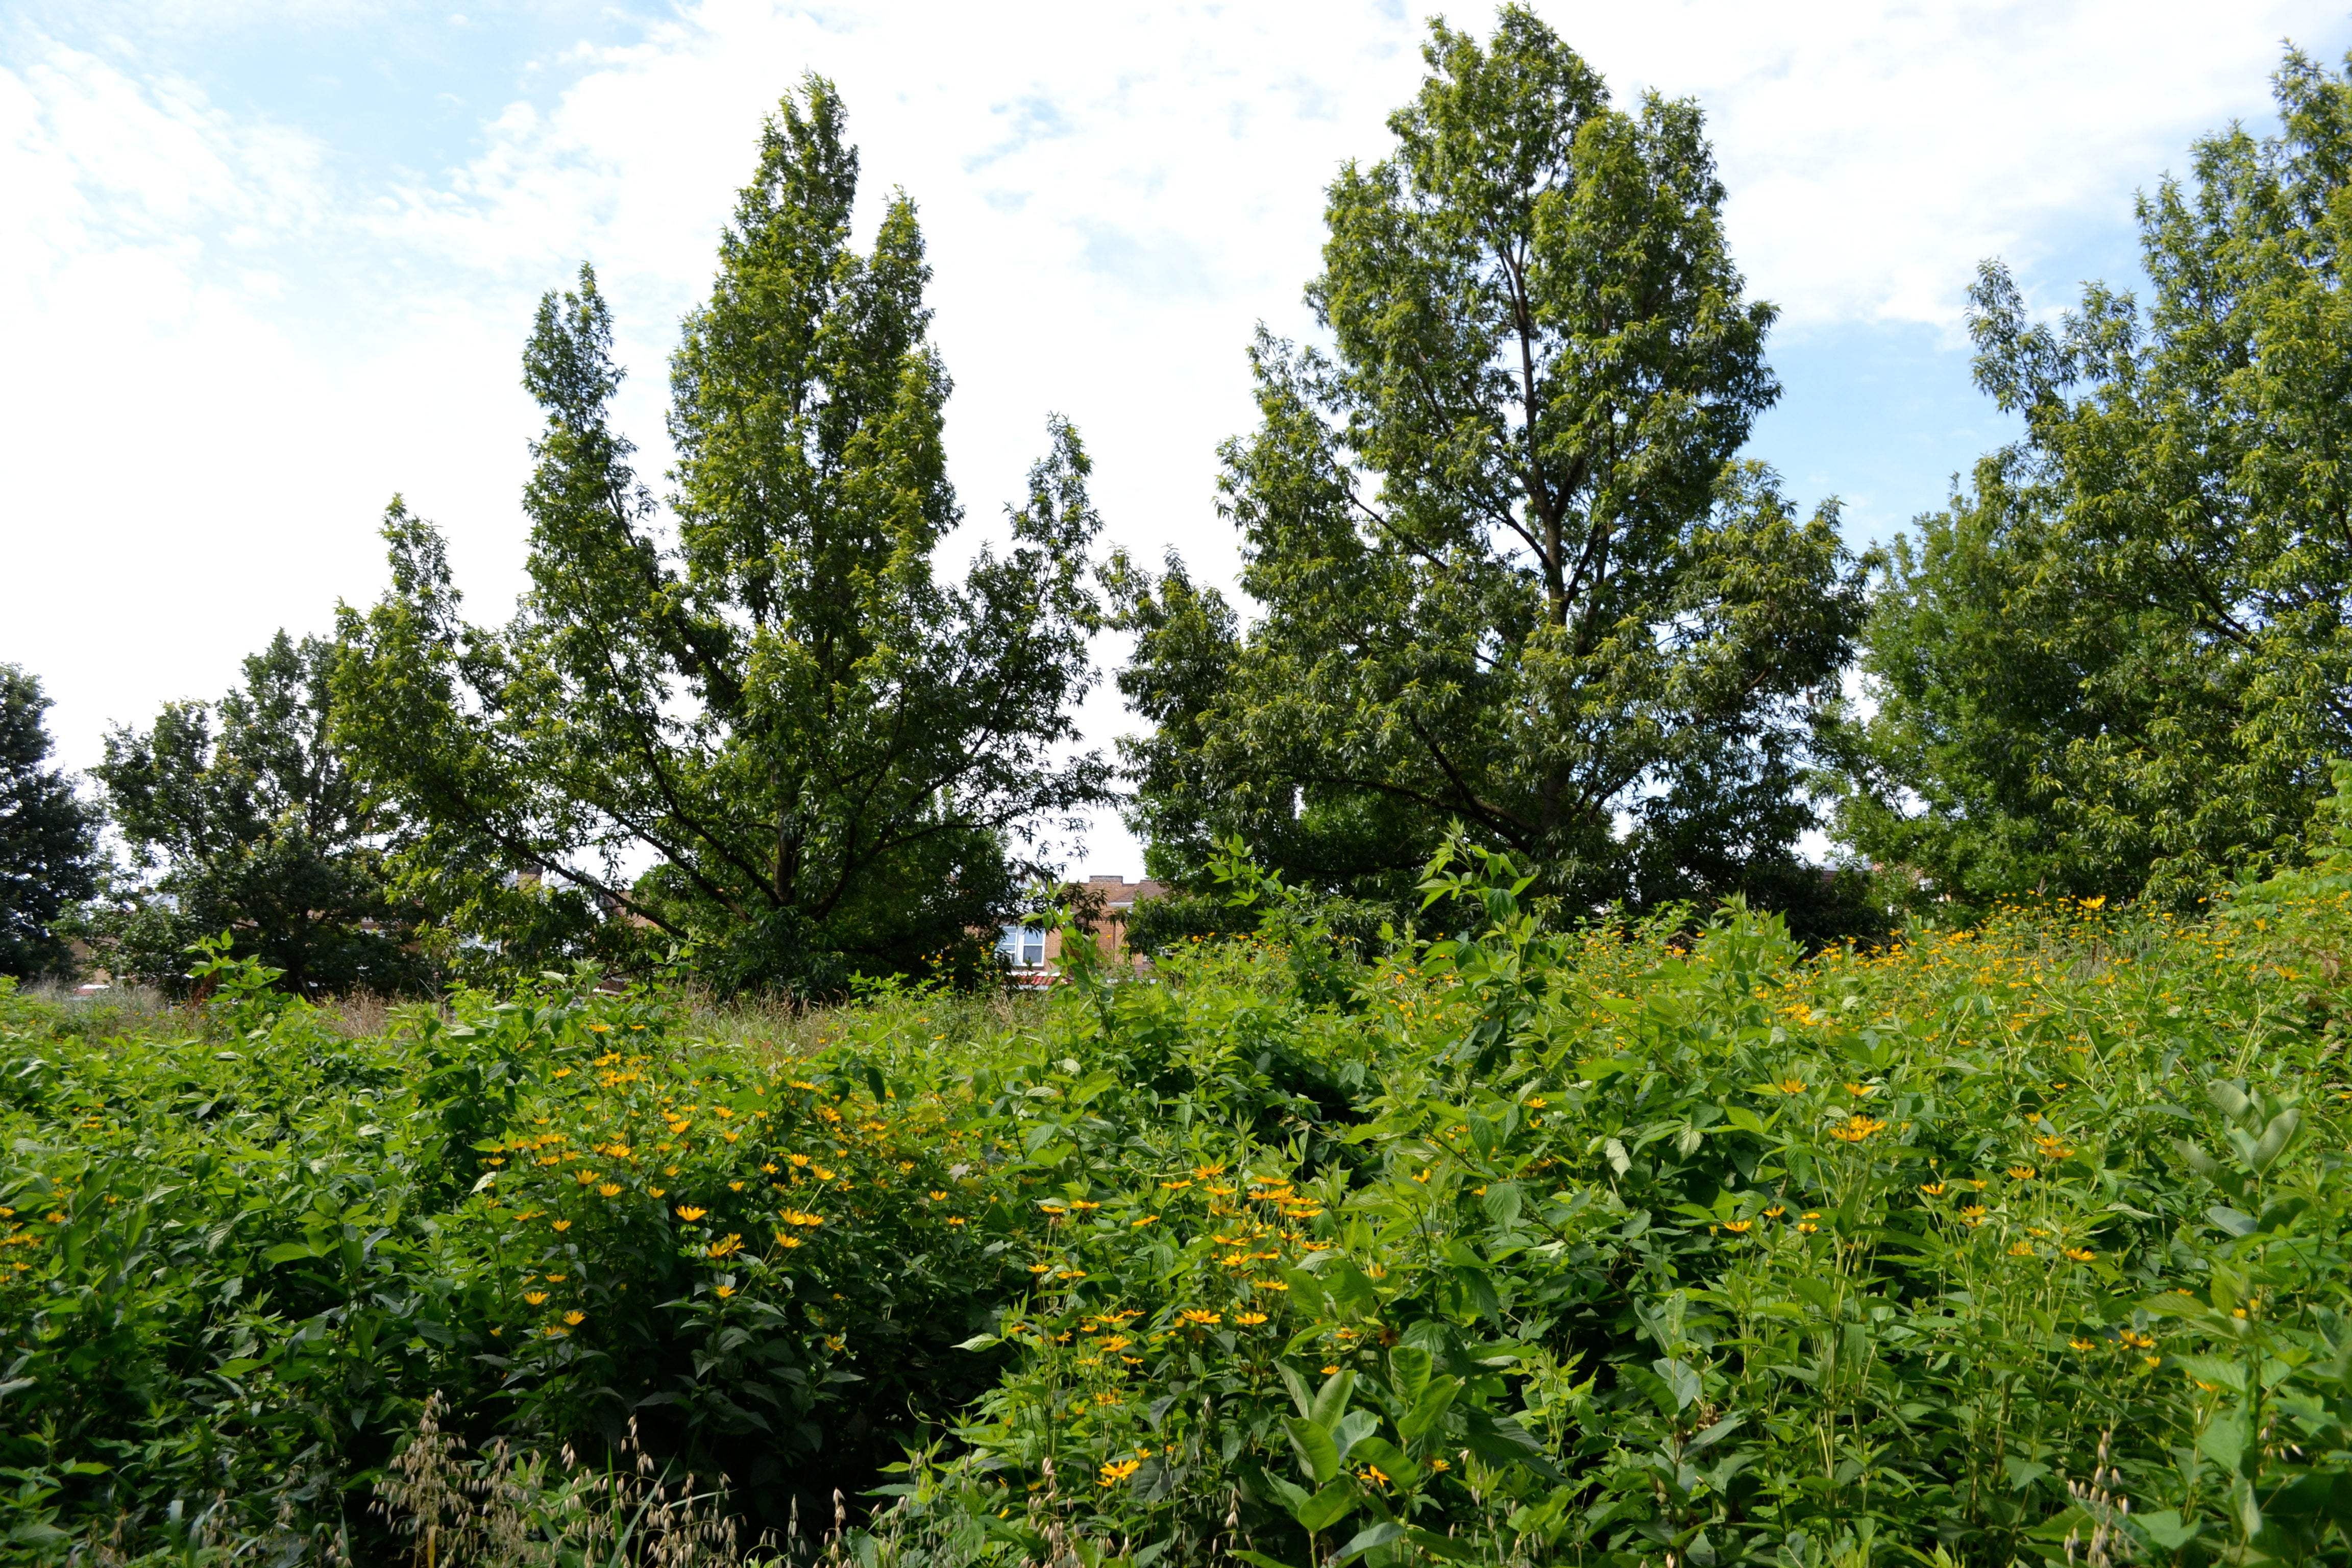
left=1001, top=874, right=1168, bottom=983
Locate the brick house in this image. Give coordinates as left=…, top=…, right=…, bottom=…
left=998, top=874, right=1168, bottom=984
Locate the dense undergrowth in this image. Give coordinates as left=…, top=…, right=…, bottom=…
left=3, top=838, right=2348, bottom=1565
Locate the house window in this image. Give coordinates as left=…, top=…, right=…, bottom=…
left=999, top=925, right=1046, bottom=968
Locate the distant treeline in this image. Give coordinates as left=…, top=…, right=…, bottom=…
left=5, top=7, right=2348, bottom=994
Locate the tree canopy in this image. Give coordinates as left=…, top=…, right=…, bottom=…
left=1844, top=48, right=2352, bottom=906
left=335, top=78, right=1107, bottom=992
left=87, top=632, right=423, bottom=996
left=1117, top=7, right=1866, bottom=931
left=0, top=664, right=98, bottom=982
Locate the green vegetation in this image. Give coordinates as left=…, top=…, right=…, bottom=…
left=5, top=836, right=2347, bottom=1563
left=331, top=79, right=1108, bottom=994
left=8, top=14, right=2352, bottom=1568
left=86, top=631, right=424, bottom=997
left=1116, top=11, right=1868, bottom=936
left=0, top=666, right=97, bottom=984
left=1841, top=51, right=2352, bottom=913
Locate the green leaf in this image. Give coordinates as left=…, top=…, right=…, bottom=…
left=1332, top=1522, right=1405, bottom=1564
left=1310, top=1367, right=1355, bottom=1430
left=1291, top=1478, right=1356, bottom=1534
left=1387, top=1344, right=1433, bottom=1407
left=1286, top=1417, right=1341, bottom=1487
left=2197, top=1410, right=2246, bottom=1472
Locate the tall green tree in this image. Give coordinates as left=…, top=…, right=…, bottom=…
left=1844, top=47, right=2352, bottom=906
left=88, top=632, right=424, bottom=995
left=336, top=78, right=1107, bottom=992
left=1117, top=8, right=1866, bottom=929
left=0, top=665, right=99, bottom=981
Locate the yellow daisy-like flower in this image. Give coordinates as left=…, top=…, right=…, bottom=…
left=2070, top=1337, right=2097, bottom=1351
left=1721, top=1219, right=1753, bottom=1235
left=1774, top=1079, right=1806, bottom=1095
left=676, top=1206, right=707, bottom=1222
left=1919, top=1182, right=1946, bottom=1195
left=708, top=1234, right=744, bottom=1259
left=524, top=1291, right=549, bottom=1306
left=774, top=1233, right=802, bottom=1249
left=1098, top=1459, right=1141, bottom=1487
left=2008, top=1242, right=2035, bottom=1257
left=1177, top=1309, right=1221, bottom=1326
left=563, top=1310, right=585, bottom=1327
left=597, top=1183, right=623, bottom=1198
left=715, top=1286, right=734, bottom=1299
left=551, top=1219, right=572, bottom=1233
left=2007, top=1166, right=2037, bottom=1181
left=1233, top=1311, right=1269, bottom=1325
left=2064, top=1247, right=2095, bottom=1262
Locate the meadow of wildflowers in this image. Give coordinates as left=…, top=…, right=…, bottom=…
left=1, top=846, right=2346, bottom=1564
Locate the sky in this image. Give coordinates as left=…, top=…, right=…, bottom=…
left=6, top=0, right=2350, bottom=879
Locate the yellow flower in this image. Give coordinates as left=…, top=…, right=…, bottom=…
left=1233, top=1311, right=1269, bottom=1325
left=708, top=1235, right=744, bottom=1259
left=597, top=1183, right=623, bottom=1198
left=1828, top=1114, right=1887, bottom=1143
left=2069, top=1337, right=2096, bottom=1351
left=563, top=1310, right=585, bottom=1327
left=928, top=1190, right=950, bottom=1202
left=1098, top=1459, right=1141, bottom=1487
left=1028, top=1262, right=1054, bottom=1275
left=2082, top=895, right=2105, bottom=910
left=2008, top=1242, right=2035, bottom=1257
left=648, top=1187, right=666, bottom=1199
left=2064, top=1247, right=2096, bottom=1262
left=1178, top=1309, right=1221, bottom=1326
left=1764, top=1205, right=1785, bottom=1218
left=524, top=1291, right=549, bottom=1306
left=715, top=1286, right=734, bottom=1299
left=676, top=1206, right=707, bottom=1222
left=1775, top=1079, right=1806, bottom=1095
left=2007, top=1166, right=2037, bottom=1181
left=1132, top=1214, right=1159, bottom=1228
left=1961, top=1205, right=1988, bottom=1226
left=1721, top=1219, right=1753, bottom=1235
left=789, top=1154, right=811, bottom=1168
left=1844, top=1082, right=1876, bottom=1097
left=779, top=1210, right=824, bottom=1228
left=1797, top=1221, right=1819, bottom=1234
left=551, top=1219, right=571, bottom=1232
left=1919, top=1182, right=1946, bottom=1195
left=774, top=1232, right=801, bottom=1249
left=1429, top=1458, right=1451, bottom=1473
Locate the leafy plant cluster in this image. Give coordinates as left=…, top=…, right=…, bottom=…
left=5, top=838, right=2348, bottom=1564
left=0, top=951, right=1022, bottom=1562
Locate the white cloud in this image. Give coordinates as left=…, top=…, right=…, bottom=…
left=4, top=0, right=2347, bottom=878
